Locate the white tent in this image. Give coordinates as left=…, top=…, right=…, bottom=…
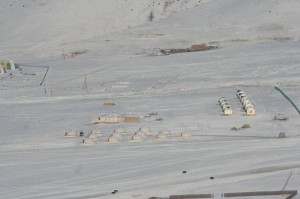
left=135, top=130, right=147, bottom=137
left=139, top=127, right=151, bottom=135
left=114, top=127, right=126, bottom=134
left=64, top=129, right=78, bottom=138
left=91, top=129, right=102, bottom=136
left=179, top=132, right=192, bottom=139
left=156, top=133, right=168, bottom=140
left=80, top=138, right=95, bottom=146
left=129, top=135, right=144, bottom=142
left=106, top=137, right=119, bottom=144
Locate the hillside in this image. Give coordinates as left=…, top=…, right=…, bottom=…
left=0, top=1, right=300, bottom=199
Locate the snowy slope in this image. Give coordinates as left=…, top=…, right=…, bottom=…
left=1, top=0, right=300, bottom=58
left=0, top=0, right=209, bottom=58
left=0, top=0, right=300, bottom=199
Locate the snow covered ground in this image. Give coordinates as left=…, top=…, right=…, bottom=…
left=0, top=0, right=300, bottom=198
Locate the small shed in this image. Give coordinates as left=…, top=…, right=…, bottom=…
left=139, top=127, right=151, bottom=135
left=129, top=135, right=144, bottom=142
left=111, top=132, right=123, bottom=140
left=91, top=129, right=102, bottom=136
left=159, top=129, right=171, bottom=135
left=224, top=108, right=233, bottom=115
left=88, top=133, right=100, bottom=140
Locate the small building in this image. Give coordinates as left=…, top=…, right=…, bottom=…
left=0, top=67, right=5, bottom=75
left=1, top=59, right=16, bottom=71
left=103, top=102, right=116, bottom=106
left=245, top=107, right=256, bottom=116
left=90, top=113, right=139, bottom=124
left=126, top=116, right=139, bottom=123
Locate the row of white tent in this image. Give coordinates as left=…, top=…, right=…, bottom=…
left=236, top=90, right=256, bottom=116
left=218, top=97, right=233, bottom=115
left=218, top=90, right=256, bottom=116
left=64, top=127, right=193, bottom=145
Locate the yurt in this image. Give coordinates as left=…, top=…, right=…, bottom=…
left=129, top=135, right=144, bottom=142
left=114, top=127, right=126, bottom=134
left=135, top=130, right=147, bottom=137
left=91, top=129, right=102, bottom=136
left=179, top=132, right=192, bottom=139
left=80, top=138, right=95, bottom=146
left=156, top=133, right=168, bottom=140
left=279, top=132, right=288, bottom=138
left=111, top=132, right=123, bottom=140
left=1, top=59, right=16, bottom=71
left=139, top=127, right=151, bottom=135
left=106, top=136, right=119, bottom=144
left=88, top=133, right=100, bottom=140
left=159, top=129, right=171, bottom=135
left=64, top=129, right=78, bottom=138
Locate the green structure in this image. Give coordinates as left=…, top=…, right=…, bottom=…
left=274, top=86, right=300, bottom=115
